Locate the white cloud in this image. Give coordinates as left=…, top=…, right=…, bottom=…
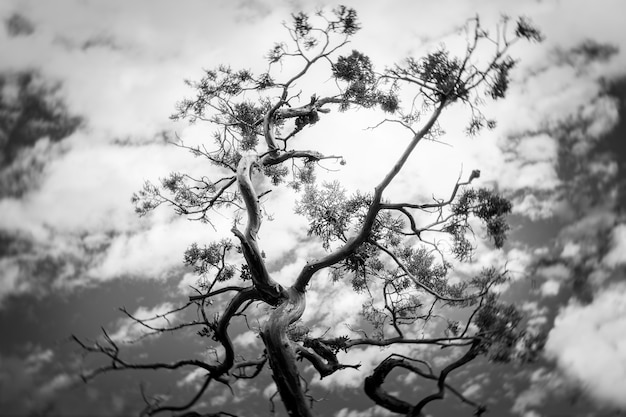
left=108, top=302, right=178, bottom=342
left=560, top=242, right=581, bottom=259
left=511, top=368, right=566, bottom=415
left=539, top=280, right=560, bottom=297
left=262, top=382, right=277, bottom=399
left=545, top=283, right=626, bottom=409
left=461, top=382, right=482, bottom=399
left=176, top=368, right=206, bottom=388
left=312, top=344, right=424, bottom=390
left=335, top=407, right=385, bottom=417
left=178, top=272, right=200, bottom=294
left=301, top=276, right=369, bottom=336
left=0, top=258, right=27, bottom=302
left=25, top=348, right=54, bottom=373
left=233, top=330, right=260, bottom=349
left=37, top=373, right=74, bottom=398
left=537, top=264, right=570, bottom=281
left=452, top=244, right=533, bottom=284
left=512, top=193, right=569, bottom=221
left=589, top=159, right=618, bottom=181
left=88, top=217, right=208, bottom=280
left=515, top=134, right=558, bottom=163
left=603, top=224, right=626, bottom=267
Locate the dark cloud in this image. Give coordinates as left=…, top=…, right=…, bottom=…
left=0, top=71, right=82, bottom=167
left=0, top=71, right=82, bottom=199
left=561, top=39, right=619, bottom=66
left=4, top=13, right=35, bottom=38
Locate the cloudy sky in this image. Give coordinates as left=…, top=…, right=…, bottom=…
left=1, top=0, right=626, bottom=416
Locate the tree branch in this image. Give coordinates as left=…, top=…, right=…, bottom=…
left=232, top=153, right=284, bottom=303
left=294, top=101, right=447, bottom=292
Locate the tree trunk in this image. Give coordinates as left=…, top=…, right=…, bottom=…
left=261, top=287, right=312, bottom=417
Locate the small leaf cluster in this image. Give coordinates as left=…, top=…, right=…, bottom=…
left=405, top=49, right=468, bottom=102
left=488, top=57, right=516, bottom=100
left=474, top=294, right=524, bottom=362
left=287, top=323, right=310, bottom=342
left=291, top=12, right=318, bottom=50
left=229, top=101, right=266, bottom=150
left=514, top=17, right=544, bottom=42
left=131, top=172, right=237, bottom=219
left=448, top=188, right=512, bottom=258
left=296, top=181, right=371, bottom=249
left=183, top=239, right=235, bottom=281
left=172, top=65, right=273, bottom=121
left=333, top=50, right=400, bottom=113
left=263, top=164, right=290, bottom=186
left=333, top=50, right=376, bottom=109
left=466, top=115, right=497, bottom=137
left=330, top=6, right=360, bottom=35
left=288, top=159, right=318, bottom=191
left=361, top=300, right=387, bottom=340
left=130, top=181, right=161, bottom=216
left=397, top=246, right=453, bottom=295
left=344, top=243, right=382, bottom=292
left=323, top=336, right=349, bottom=354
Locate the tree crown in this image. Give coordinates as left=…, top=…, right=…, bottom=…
left=77, top=7, right=544, bottom=417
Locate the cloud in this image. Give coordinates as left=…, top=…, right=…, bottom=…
left=37, top=373, right=74, bottom=397
left=0, top=347, right=78, bottom=415
left=176, top=367, right=206, bottom=388
left=536, top=264, right=570, bottom=298
left=108, top=302, right=178, bottom=342
left=545, top=282, right=626, bottom=409
left=0, top=257, right=27, bottom=301
left=334, top=407, right=388, bottom=417
left=603, top=224, right=626, bottom=267
left=539, top=280, right=560, bottom=297
left=461, top=382, right=482, bottom=399
left=88, top=217, right=211, bottom=281
left=233, top=330, right=260, bottom=349
left=0, top=0, right=291, bottom=140
left=301, top=275, right=370, bottom=336
left=0, top=0, right=625, bottom=414
left=511, top=368, right=567, bottom=416
left=0, top=139, right=231, bottom=295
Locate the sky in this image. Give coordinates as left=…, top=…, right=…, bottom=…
left=1, top=0, right=626, bottom=416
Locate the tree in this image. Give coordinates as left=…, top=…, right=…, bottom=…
left=74, top=7, right=544, bottom=417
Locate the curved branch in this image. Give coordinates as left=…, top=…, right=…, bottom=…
left=364, top=350, right=484, bottom=417
left=364, top=356, right=418, bottom=415
left=380, top=169, right=480, bottom=211
left=294, top=101, right=447, bottom=292
left=410, top=341, right=480, bottom=416
left=142, top=375, right=212, bottom=416
left=189, top=286, right=246, bottom=302
left=371, top=240, right=487, bottom=303
left=261, top=288, right=311, bottom=417
left=339, top=335, right=475, bottom=349
left=263, top=150, right=342, bottom=166
left=296, top=339, right=360, bottom=379
left=232, top=153, right=284, bottom=302
left=73, top=287, right=260, bottom=416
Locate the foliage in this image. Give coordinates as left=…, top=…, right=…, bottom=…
left=75, top=7, right=543, bottom=417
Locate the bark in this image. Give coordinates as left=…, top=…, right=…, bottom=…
left=410, top=342, right=479, bottom=416
left=260, top=287, right=312, bottom=417
left=233, top=152, right=284, bottom=304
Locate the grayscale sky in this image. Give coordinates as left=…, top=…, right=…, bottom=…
left=1, top=1, right=626, bottom=416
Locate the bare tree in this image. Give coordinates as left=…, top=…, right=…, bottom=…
left=74, top=7, right=545, bottom=417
